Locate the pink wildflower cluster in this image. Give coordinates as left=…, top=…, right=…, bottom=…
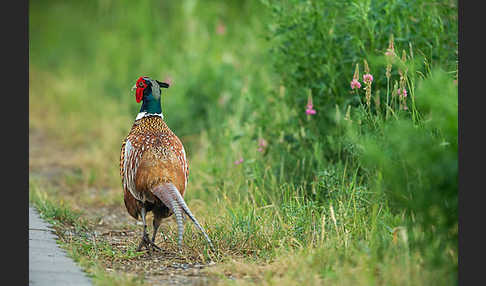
left=257, top=138, right=268, bottom=152
left=351, top=63, right=361, bottom=91
left=397, top=88, right=408, bottom=110
left=398, top=88, right=407, bottom=98
left=306, top=104, right=316, bottom=115
left=235, top=138, right=269, bottom=166
left=385, top=36, right=396, bottom=57
left=363, top=73, right=373, bottom=84
left=351, top=62, right=374, bottom=108
left=350, top=79, right=361, bottom=90
left=385, top=50, right=395, bottom=57
left=306, top=95, right=316, bottom=115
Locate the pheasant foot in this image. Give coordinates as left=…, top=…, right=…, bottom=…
left=137, top=232, right=161, bottom=253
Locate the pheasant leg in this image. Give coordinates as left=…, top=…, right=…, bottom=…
left=136, top=207, right=161, bottom=253
left=152, top=207, right=170, bottom=243
left=151, top=215, right=161, bottom=243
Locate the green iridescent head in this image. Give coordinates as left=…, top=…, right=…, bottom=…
left=132, top=76, right=170, bottom=114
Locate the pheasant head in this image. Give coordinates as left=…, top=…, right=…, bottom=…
left=132, top=76, right=170, bottom=114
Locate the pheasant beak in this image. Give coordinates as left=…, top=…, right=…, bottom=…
left=131, top=84, right=137, bottom=91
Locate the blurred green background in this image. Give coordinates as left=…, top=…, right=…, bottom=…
left=29, top=0, right=457, bottom=284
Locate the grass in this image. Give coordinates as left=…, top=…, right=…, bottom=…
left=30, top=179, right=145, bottom=285
left=29, top=179, right=87, bottom=229
left=29, top=0, right=457, bottom=285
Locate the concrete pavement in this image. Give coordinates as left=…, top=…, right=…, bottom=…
left=29, top=206, right=92, bottom=286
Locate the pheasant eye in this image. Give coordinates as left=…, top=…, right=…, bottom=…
left=138, top=81, right=145, bottom=88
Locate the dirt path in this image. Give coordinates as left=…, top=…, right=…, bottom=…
left=29, top=127, right=217, bottom=286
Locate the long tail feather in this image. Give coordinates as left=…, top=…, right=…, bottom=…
left=152, top=183, right=215, bottom=251
left=152, top=185, right=184, bottom=247
left=170, top=198, right=184, bottom=247
left=171, top=186, right=215, bottom=251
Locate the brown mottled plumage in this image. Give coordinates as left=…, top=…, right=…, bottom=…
left=120, top=76, right=213, bottom=253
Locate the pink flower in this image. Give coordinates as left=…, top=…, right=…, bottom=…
left=363, top=74, right=373, bottom=84
left=216, top=22, right=226, bottom=35
left=257, top=138, right=268, bottom=152
left=306, top=95, right=317, bottom=115
left=350, top=79, right=361, bottom=90
left=234, top=158, right=244, bottom=165
left=398, top=88, right=407, bottom=98
left=306, top=108, right=316, bottom=115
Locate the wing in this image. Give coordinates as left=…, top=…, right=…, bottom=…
left=174, top=136, right=189, bottom=191
left=123, top=185, right=140, bottom=219
left=120, top=138, right=140, bottom=219
left=121, top=138, right=144, bottom=202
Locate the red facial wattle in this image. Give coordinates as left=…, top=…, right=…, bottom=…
left=135, top=77, right=147, bottom=103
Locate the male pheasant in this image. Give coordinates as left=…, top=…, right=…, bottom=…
left=120, top=76, right=214, bottom=252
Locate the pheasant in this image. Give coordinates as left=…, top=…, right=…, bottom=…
left=120, top=76, right=214, bottom=253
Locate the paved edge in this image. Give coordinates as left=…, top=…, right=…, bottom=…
left=29, top=206, right=92, bottom=286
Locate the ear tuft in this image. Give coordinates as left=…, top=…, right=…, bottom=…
left=156, top=80, right=170, bottom=88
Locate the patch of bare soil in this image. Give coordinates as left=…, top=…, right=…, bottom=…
left=29, top=127, right=218, bottom=286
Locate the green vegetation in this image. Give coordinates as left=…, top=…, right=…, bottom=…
left=30, top=179, right=145, bottom=285
left=30, top=0, right=457, bottom=285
